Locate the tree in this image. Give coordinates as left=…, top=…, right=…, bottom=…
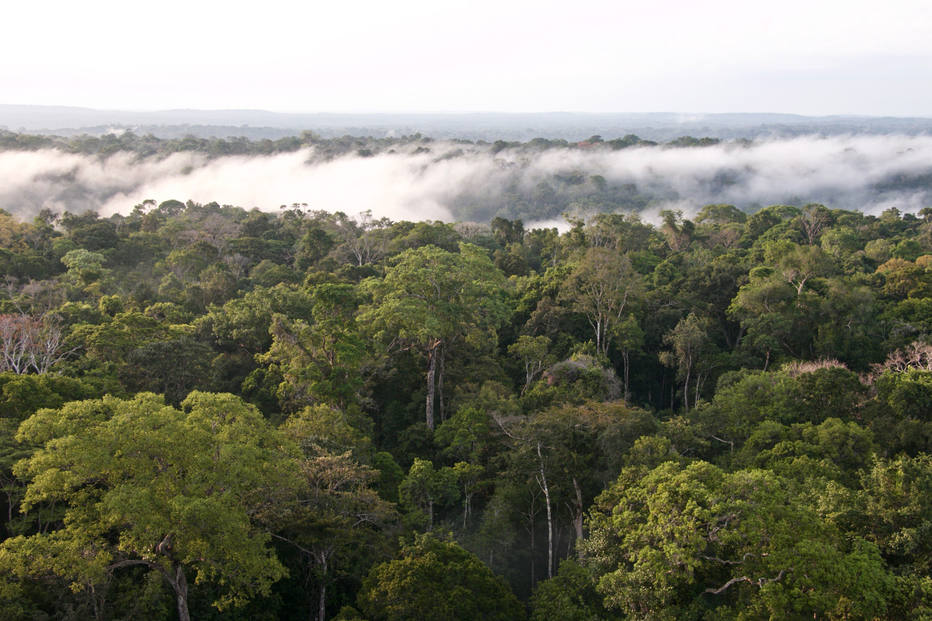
left=275, top=447, right=395, bottom=621
left=530, top=559, right=620, bottom=621
left=496, top=401, right=657, bottom=581
left=361, top=243, right=509, bottom=429
left=659, top=210, right=694, bottom=252
left=262, top=283, right=366, bottom=411
left=61, top=248, right=106, bottom=284
left=796, top=203, right=832, bottom=245
left=559, top=247, right=642, bottom=357
left=659, top=313, right=712, bottom=412
left=860, top=454, right=932, bottom=573
left=612, top=314, right=644, bottom=403
left=340, top=210, right=390, bottom=266
left=398, top=458, right=459, bottom=530
left=768, top=241, right=831, bottom=296
left=0, top=314, right=69, bottom=374
left=1, top=392, right=300, bottom=621
left=357, top=533, right=525, bottom=621
left=508, top=335, right=553, bottom=395
left=582, top=461, right=892, bottom=620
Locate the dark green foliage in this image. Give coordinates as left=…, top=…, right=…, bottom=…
left=530, top=559, right=620, bottom=621
left=357, top=534, right=525, bottom=621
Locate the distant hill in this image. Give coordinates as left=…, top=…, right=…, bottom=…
left=3, top=105, right=932, bottom=141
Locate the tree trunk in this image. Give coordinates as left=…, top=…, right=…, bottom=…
left=536, top=442, right=553, bottom=579
left=425, top=340, right=440, bottom=430
left=595, top=317, right=603, bottom=356
left=437, top=342, right=445, bottom=423
left=694, top=371, right=702, bottom=409
left=463, top=490, right=471, bottom=529
left=572, top=477, right=584, bottom=558
left=683, top=362, right=691, bottom=412
left=317, top=553, right=327, bottom=621
left=622, top=349, right=630, bottom=403
left=170, top=565, right=190, bottom=621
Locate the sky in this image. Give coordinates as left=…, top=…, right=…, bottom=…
left=5, top=0, right=932, bottom=115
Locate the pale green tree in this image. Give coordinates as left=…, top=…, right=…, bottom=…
left=558, top=247, right=642, bottom=357
left=0, top=392, right=300, bottom=621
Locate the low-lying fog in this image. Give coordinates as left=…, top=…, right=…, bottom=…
left=3, top=134, right=932, bottom=224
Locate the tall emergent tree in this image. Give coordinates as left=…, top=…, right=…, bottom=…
left=0, top=392, right=300, bottom=621
left=361, top=243, right=509, bottom=429
left=559, top=247, right=642, bottom=357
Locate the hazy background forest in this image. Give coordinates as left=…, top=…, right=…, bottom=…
left=4, top=123, right=932, bottom=226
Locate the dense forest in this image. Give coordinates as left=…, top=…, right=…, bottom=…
left=0, top=197, right=931, bottom=620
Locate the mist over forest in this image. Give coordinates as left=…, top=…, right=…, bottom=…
left=3, top=129, right=932, bottom=225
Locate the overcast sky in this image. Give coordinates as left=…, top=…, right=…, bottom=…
left=6, top=0, right=932, bottom=115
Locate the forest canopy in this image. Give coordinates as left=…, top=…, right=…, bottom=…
left=0, top=196, right=931, bottom=619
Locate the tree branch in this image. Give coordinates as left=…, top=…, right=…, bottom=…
left=704, top=569, right=788, bottom=594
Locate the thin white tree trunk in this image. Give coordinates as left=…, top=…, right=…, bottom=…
left=536, top=442, right=553, bottom=579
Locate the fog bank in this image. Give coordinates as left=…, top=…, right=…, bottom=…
left=3, top=135, right=932, bottom=223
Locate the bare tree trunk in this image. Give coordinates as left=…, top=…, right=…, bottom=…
left=317, top=553, right=327, bottom=621
left=572, top=477, right=584, bottom=558
left=536, top=442, right=553, bottom=579
left=622, top=349, right=630, bottom=403
left=694, top=371, right=702, bottom=409
left=462, top=489, right=472, bottom=529
left=683, top=362, right=691, bottom=412
left=425, top=340, right=440, bottom=430
left=595, top=317, right=603, bottom=356
left=168, top=565, right=190, bottom=621
left=437, top=342, right=445, bottom=423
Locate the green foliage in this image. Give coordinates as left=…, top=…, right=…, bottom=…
left=361, top=243, right=509, bottom=428
left=435, top=406, right=500, bottom=465
left=2, top=194, right=932, bottom=618
left=357, top=533, right=525, bottom=621
left=281, top=404, right=372, bottom=459
left=524, top=354, right=622, bottom=408
left=60, top=248, right=107, bottom=283
left=694, top=366, right=866, bottom=453
left=583, top=461, right=893, bottom=619
left=398, top=458, right=459, bottom=530
left=860, top=454, right=932, bottom=572
left=362, top=243, right=508, bottom=353
left=261, top=283, right=365, bottom=411
left=1, top=392, right=300, bottom=613
left=0, top=373, right=96, bottom=421
left=531, top=559, right=620, bottom=621
left=558, top=247, right=642, bottom=355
